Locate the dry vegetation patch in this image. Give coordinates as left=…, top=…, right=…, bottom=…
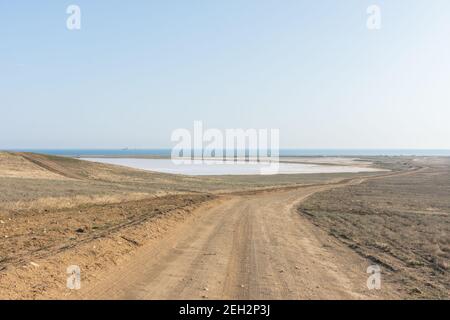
left=299, top=159, right=450, bottom=299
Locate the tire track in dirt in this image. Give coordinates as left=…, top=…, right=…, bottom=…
left=18, top=153, right=85, bottom=180
left=79, top=168, right=421, bottom=300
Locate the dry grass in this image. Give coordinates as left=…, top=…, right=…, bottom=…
left=0, top=153, right=64, bottom=179
left=299, top=158, right=450, bottom=299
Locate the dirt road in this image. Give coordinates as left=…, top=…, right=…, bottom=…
left=81, top=183, right=397, bottom=300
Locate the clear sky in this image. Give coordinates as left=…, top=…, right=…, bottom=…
left=1, top=1, right=449, bottom=149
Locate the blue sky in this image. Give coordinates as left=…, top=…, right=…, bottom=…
left=1, top=1, right=449, bottom=149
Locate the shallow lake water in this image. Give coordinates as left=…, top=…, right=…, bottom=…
left=81, top=158, right=384, bottom=176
